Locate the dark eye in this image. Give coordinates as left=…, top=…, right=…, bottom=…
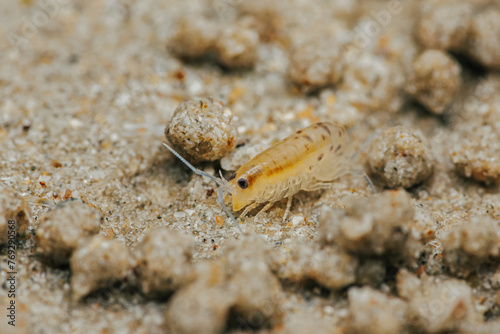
left=237, top=178, right=249, bottom=189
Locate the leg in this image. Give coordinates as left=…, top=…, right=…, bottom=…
left=303, top=181, right=334, bottom=192
left=256, top=201, right=275, bottom=217
left=216, top=187, right=242, bottom=233
left=240, top=202, right=259, bottom=218
left=283, top=196, right=293, bottom=221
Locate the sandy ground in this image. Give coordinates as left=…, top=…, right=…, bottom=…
left=1, top=0, right=500, bottom=333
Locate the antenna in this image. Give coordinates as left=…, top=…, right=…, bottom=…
left=162, top=143, right=226, bottom=187
left=162, top=142, right=241, bottom=232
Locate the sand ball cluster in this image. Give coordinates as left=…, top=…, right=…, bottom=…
left=346, top=287, right=408, bottom=334
left=164, top=262, right=234, bottom=334
left=366, top=126, right=434, bottom=189
left=134, top=228, right=196, bottom=297
left=467, top=9, right=500, bottom=71
left=278, top=241, right=358, bottom=290
left=416, top=2, right=473, bottom=51
left=70, top=235, right=136, bottom=301
left=397, top=269, right=480, bottom=333
left=215, top=18, right=260, bottom=69
left=170, top=16, right=260, bottom=69
left=279, top=190, right=420, bottom=294
left=451, top=124, right=500, bottom=184
left=164, top=234, right=282, bottom=333
left=218, top=235, right=282, bottom=328
left=415, top=3, right=500, bottom=72
left=169, top=16, right=218, bottom=60
left=0, top=183, right=31, bottom=244
left=406, top=49, right=462, bottom=115
left=440, top=215, right=500, bottom=275
left=320, top=190, right=415, bottom=257
left=288, top=36, right=347, bottom=92
left=165, top=97, right=238, bottom=163
left=35, top=200, right=102, bottom=266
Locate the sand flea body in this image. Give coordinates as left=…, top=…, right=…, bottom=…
left=163, top=122, right=350, bottom=230
left=227, top=122, right=348, bottom=217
